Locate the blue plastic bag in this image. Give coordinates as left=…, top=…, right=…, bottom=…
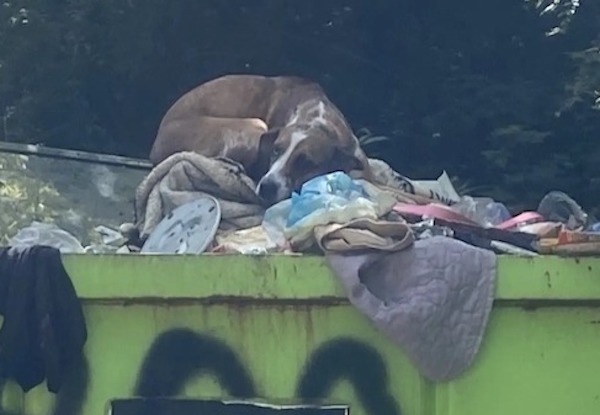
left=262, top=171, right=389, bottom=248
left=287, top=171, right=366, bottom=227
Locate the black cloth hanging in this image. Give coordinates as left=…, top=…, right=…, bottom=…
left=0, top=245, right=87, bottom=393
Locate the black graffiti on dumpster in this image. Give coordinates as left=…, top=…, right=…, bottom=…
left=133, top=329, right=401, bottom=415
left=0, top=329, right=402, bottom=415
left=134, top=328, right=257, bottom=398
left=296, top=337, right=401, bottom=415
left=132, top=329, right=257, bottom=415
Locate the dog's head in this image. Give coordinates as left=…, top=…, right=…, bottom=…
left=255, top=124, right=372, bottom=206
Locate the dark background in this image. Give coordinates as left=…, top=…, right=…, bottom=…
left=0, top=0, right=598, bottom=214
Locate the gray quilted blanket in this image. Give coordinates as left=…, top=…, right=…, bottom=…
left=326, top=236, right=497, bottom=381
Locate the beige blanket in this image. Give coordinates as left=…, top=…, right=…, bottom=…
left=135, top=152, right=264, bottom=238
left=314, top=218, right=415, bottom=253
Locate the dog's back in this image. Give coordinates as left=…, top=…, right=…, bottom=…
left=149, top=75, right=329, bottom=167
left=160, top=75, right=323, bottom=126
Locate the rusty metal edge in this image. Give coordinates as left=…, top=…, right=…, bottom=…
left=81, top=295, right=349, bottom=306
left=81, top=296, right=600, bottom=309
left=495, top=298, right=600, bottom=309
left=0, top=140, right=153, bottom=170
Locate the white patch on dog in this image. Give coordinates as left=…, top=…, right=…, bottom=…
left=286, top=110, right=301, bottom=126
left=287, top=100, right=328, bottom=128
left=250, top=118, right=268, bottom=131
left=220, top=118, right=268, bottom=158
left=309, top=101, right=327, bottom=127
left=256, top=130, right=308, bottom=201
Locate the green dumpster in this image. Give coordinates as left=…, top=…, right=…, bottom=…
left=5, top=254, right=600, bottom=415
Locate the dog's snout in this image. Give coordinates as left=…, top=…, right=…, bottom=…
left=258, top=180, right=279, bottom=204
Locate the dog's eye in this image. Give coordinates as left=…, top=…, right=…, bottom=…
left=294, top=154, right=315, bottom=170
left=270, top=149, right=281, bottom=163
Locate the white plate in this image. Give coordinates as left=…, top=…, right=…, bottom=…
left=141, top=196, right=221, bottom=254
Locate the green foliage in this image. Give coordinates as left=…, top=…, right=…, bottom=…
left=0, top=0, right=597, bottom=216
left=528, top=0, right=600, bottom=114
left=563, top=43, right=600, bottom=112
left=526, top=0, right=581, bottom=36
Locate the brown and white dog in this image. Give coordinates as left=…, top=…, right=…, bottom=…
left=149, top=74, right=373, bottom=206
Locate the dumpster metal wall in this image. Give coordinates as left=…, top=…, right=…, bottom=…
left=0, top=141, right=150, bottom=245
left=4, top=255, right=600, bottom=415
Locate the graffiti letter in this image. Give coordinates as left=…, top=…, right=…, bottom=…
left=297, top=337, right=400, bottom=415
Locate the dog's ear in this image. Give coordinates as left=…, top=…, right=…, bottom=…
left=332, top=141, right=373, bottom=180
left=253, top=128, right=281, bottom=181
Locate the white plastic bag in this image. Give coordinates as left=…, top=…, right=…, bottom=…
left=8, top=221, right=85, bottom=253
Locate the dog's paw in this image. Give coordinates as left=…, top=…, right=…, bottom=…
left=214, top=156, right=246, bottom=175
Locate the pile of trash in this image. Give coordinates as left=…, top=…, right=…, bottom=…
left=8, top=154, right=597, bottom=258
left=250, top=168, right=599, bottom=257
